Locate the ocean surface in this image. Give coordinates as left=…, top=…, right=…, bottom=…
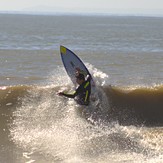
left=0, top=14, right=163, bottom=163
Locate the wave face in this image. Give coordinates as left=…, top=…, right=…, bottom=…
left=1, top=84, right=163, bottom=126
left=104, top=85, right=163, bottom=125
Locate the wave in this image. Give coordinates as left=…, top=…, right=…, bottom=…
left=1, top=84, right=163, bottom=162
left=1, top=84, right=163, bottom=126
left=104, top=85, right=163, bottom=126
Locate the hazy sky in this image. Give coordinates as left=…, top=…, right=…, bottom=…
left=0, top=0, right=163, bottom=15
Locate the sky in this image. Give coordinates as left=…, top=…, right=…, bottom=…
left=0, top=0, right=163, bottom=16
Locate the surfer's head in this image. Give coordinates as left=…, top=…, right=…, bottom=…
left=76, top=73, right=85, bottom=84
left=76, top=73, right=85, bottom=80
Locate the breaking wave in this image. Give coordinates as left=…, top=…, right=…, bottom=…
left=1, top=66, right=163, bottom=162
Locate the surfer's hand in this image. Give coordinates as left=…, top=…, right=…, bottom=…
left=57, top=92, right=64, bottom=96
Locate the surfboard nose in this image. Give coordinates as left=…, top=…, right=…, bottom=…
left=60, top=46, right=67, bottom=55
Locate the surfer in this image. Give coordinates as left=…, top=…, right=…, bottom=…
left=58, top=71, right=91, bottom=106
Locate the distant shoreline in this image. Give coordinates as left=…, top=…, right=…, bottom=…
left=0, top=11, right=163, bottom=18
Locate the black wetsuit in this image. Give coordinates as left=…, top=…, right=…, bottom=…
left=62, top=77, right=91, bottom=106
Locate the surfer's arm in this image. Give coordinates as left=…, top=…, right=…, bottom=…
left=58, top=86, right=81, bottom=98
left=58, top=91, right=77, bottom=98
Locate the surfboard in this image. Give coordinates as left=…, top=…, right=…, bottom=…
left=60, top=45, right=100, bottom=107
left=60, top=45, right=95, bottom=87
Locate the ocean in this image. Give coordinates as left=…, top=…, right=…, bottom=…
left=0, top=13, right=163, bottom=163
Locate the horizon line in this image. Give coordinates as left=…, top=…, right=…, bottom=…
left=0, top=10, right=163, bottom=18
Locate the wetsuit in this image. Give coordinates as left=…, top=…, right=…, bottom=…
left=62, top=76, right=91, bottom=106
